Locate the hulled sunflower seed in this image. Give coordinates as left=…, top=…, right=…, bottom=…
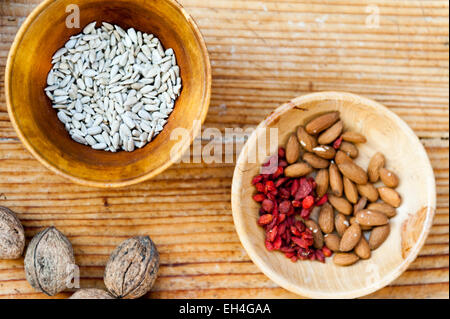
left=45, top=21, right=182, bottom=152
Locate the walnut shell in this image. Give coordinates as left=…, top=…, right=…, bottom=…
left=104, top=236, right=159, bottom=299
left=24, top=227, right=76, bottom=296
left=0, top=206, right=25, bottom=259
left=69, top=288, right=115, bottom=299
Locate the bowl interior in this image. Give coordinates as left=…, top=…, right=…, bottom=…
left=232, top=92, right=436, bottom=298
left=7, top=0, right=210, bottom=186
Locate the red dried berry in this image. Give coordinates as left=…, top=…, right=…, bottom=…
left=252, top=175, right=263, bottom=185
left=273, top=236, right=282, bottom=250
left=279, top=200, right=291, bottom=214
left=278, top=147, right=286, bottom=158
left=265, top=240, right=274, bottom=251
left=291, top=200, right=302, bottom=208
left=265, top=180, right=276, bottom=193
left=302, top=195, right=315, bottom=209
left=261, top=199, right=274, bottom=212
left=322, top=246, right=332, bottom=257
left=300, top=208, right=311, bottom=219
left=272, top=166, right=284, bottom=179
left=255, top=183, right=265, bottom=193
left=253, top=193, right=265, bottom=202
left=258, top=214, right=273, bottom=225
left=267, top=225, right=278, bottom=242
left=315, top=194, right=328, bottom=206
left=315, top=249, right=325, bottom=263
left=275, top=177, right=289, bottom=188
left=278, top=160, right=288, bottom=168
left=290, top=179, right=299, bottom=197
left=333, top=136, right=343, bottom=149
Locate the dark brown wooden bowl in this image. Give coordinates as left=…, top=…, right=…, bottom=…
left=5, top=0, right=211, bottom=187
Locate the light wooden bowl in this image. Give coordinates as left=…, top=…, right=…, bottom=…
left=232, top=92, right=436, bottom=299
left=5, top=0, right=211, bottom=188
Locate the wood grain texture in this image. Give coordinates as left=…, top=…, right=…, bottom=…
left=0, top=0, right=448, bottom=299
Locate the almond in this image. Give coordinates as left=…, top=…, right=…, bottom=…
left=379, top=168, right=399, bottom=188
left=329, top=163, right=343, bottom=197
left=324, top=234, right=341, bottom=252
left=312, top=145, right=336, bottom=160
left=315, top=169, right=329, bottom=198
left=341, top=131, right=367, bottom=144
left=329, top=195, right=352, bottom=215
left=303, top=153, right=329, bottom=169
left=355, top=209, right=389, bottom=226
left=305, top=220, right=324, bottom=249
left=337, top=162, right=368, bottom=185
left=318, top=121, right=343, bottom=145
left=369, top=224, right=390, bottom=250
left=305, top=111, right=340, bottom=135
left=333, top=253, right=359, bottom=266
left=357, top=183, right=379, bottom=202
left=318, top=202, right=334, bottom=234
left=335, top=213, right=350, bottom=236
left=354, top=237, right=371, bottom=259
left=339, top=141, right=358, bottom=158
left=335, top=150, right=352, bottom=165
left=367, top=202, right=396, bottom=218
left=285, top=134, right=301, bottom=164
left=339, top=223, right=361, bottom=252
left=378, top=187, right=402, bottom=208
left=343, top=176, right=358, bottom=204
left=368, top=152, right=385, bottom=183
left=350, top=216, right=371, bottom=230
left=353, top=196, right=368, bottom=214
left=296, top=126, right=317, bottom=152
left=284, top=162, right=313, bottom=177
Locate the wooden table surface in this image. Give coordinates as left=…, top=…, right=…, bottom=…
left=0, top=0, right=448, bottom=299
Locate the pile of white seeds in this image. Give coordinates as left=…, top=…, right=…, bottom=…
left=45, top=21, right=182, bottom=152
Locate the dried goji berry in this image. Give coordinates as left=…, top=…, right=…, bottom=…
left=273, top=236, right=282, bottom=250
left=255, top=182, right=265, bottom=193
left=272, top=166, right=284, bottom=179
left=279, top=200, right=291, bottom=214
left=278, top=213, right=286, bottom=224
left=300, top=208, right=311, bottom=219
left=295, top=178, right=313, bottom=200
left=275, top=177, right=289, bottom=188
left=261, top=199, right=274, bottom=212
left=302, top=195, right=315, bottom=209
left=290, top=179, right=299, bottom=197
left=278, top=147, right=286, bottom=158
left=333, top=136, right=343, bottom=149
left=315, top=249, right=325, bottom=263
left=291, top=200, right=302, bottom=208
left=278, top=160, right=288, bottom=168
left=251, top=175, right=263, bottom=185
left=258, top=214, right=273, bottom=225
left=322, top=246, right=332, bottom=257
left=315, top=194, right=328, bottom=206
left=265, top=240, right=274, bottom=251
left=267, top=225, right=278, bottom=242
left=253, top=193, right=265, bottom=202
left=265, top=180, right=276, bottom=193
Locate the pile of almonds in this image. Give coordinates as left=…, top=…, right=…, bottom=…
left=254, top=111, right=401, bottom=266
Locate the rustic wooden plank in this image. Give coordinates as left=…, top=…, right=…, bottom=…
left=0, top=0, right=448, bottom=299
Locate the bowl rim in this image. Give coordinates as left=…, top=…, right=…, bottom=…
left=231, top=91, right=436, bottom=299
left=5, top=0, right=212, bottom=188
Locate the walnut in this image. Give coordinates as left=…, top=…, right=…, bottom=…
left=24, top=227, right=76, bottom=296
left=0, top=206, right=25, bottom=259
left=104, top=236, right=159, bottom=299
left=69, top=288, right=114, bottom=299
